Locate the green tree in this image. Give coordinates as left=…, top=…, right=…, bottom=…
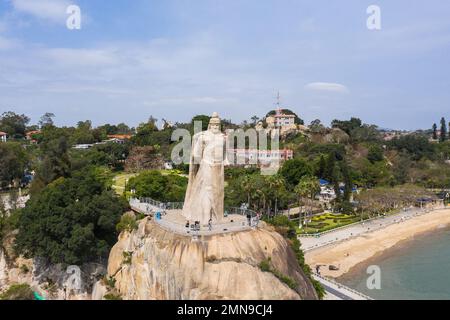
left=126, top=171, right=188, bottom=202
left=294, top=176, right=320, bottom=229
left=432, top=123, right=438, bottom=140
left=440, top=117, right=447, bottom=142
left=38, top=112, right=55, bottom=129
left=367, top=144, right=384, bottom=163
left=340, top=162, right=353, bottom=202
left=331, top=118, right=362, bottom=136
left=192, top=115, right=211, bottom=132
left=0, top=111, right=30, bottom=138
left=280, top=158, right=313, bottom=188
left=0, top=142, right=29, bottom=188
left=388, top=135, right=435, bottom=161
left=323, top=152, right=338, bottom=182
left=266, top=175, right=286, bottom=215
left=31, top=134, right=71, bottom=194
left=131, top=121, right=172, bottom=148
left=350, top=124, right=380, bottom=143
left=15, top=168, right=128, bottom=265
left=72, top=120, right=96, bottom=144
left=316, top=155, right=326, bottom=179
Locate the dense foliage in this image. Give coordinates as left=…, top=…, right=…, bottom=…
left=264, top=215, right=325, bottom=299
left=0, top=284, right=34, bottom=300
left=126, top=170, right=188, bottom=202
left=0, top=142, right=29, bottom=188
left=15, top=168, right=129, bottom=265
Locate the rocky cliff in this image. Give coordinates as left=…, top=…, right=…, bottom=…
left=0, top=248, right=105, bottom=300
left=101, top=218, right=318, bottom=300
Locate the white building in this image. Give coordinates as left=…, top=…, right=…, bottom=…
left=229, top=148, right=293, bottom=166
left=319, top=186, right=336, bottom=202
left=164, top=161, right=174, bottom=170
left=274, top=110, right=296, bottom=127
left=0, top=131, right=7, bottom=142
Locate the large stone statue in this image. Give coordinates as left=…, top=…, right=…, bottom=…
left=182, top=112, right=226, bottom=224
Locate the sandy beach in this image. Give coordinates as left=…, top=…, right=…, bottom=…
left=305, top=208, right=450, bottom=278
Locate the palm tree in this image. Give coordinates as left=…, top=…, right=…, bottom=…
left=295, top=176, right=320, bottom=231
left=267, top=175, right=285, bottom=215
left=294, top=181, right=309, bottom=229
left=241, top=175, right=253, bottom=208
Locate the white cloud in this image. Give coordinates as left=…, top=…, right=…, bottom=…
left=305, top=82, right=349, bottom=94
left=0, top=36, right=18, bottom=50
left=11, top=0, right=72, bottom=24
left=43, top=48, right=119, bottom=67
left=144, top=96, right=234, bottom=106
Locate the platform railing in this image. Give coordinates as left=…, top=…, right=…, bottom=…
left=132, top=197, right=259, bottom=217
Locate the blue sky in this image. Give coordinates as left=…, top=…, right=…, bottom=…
left=0, top=0, right=450, bottom=129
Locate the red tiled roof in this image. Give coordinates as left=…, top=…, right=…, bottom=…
left=26, top=130, right=41, bottom=135
left=0, top=131, right=7, bottom=136
left=274, top=114, right=295, bottom=118
left=107, top=134, right=132, bottom=140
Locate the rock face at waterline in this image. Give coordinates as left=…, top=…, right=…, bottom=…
left=103, top=218, right=318, bottom=300
left=0, top=248, right=106, bottom=300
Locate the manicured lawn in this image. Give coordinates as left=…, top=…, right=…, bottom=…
left=112, top=173, right=137, bottom=195
left=297, top=213, right=360, bottom=235
left=112, top=170, right=187, bottom=196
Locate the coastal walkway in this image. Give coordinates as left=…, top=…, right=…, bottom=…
left=299, top=206, right=448, bottom=252
left=312, top=274, right=373, bottom=300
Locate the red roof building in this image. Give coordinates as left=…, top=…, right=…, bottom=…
left=107, top=134, right=132, bottom=140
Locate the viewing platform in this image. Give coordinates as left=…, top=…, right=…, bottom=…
left=130, top=197, right=261, bottom=237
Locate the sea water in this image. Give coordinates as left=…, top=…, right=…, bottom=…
left=340, top=226, right=450, bottom=300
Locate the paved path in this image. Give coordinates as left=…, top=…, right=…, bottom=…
left=313, top=274, right=373, bottom=300
left=299, top=206, right=445, bottom=252
left=130, top=198, right=162, bottom=215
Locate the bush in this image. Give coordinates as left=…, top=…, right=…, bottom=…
left=122, top=251, right=132, bottom=265
left=104, top=293, right=122, bottom=300
left=116, top=214, right=138, bottom=233
left=312, top=279, right=326, bottom=299
left=0, top=284, right=34, bottom=300
left=20, top=264, right=30, bottom=274
left=206, top=255, right=218, bottom=263
left=272, top=269, right=298, bottom=290
left=103, top=276, right=116, bottom=289
left=135, top=213, right=146, bottom=221
left=264, top=216, right=325, bottom=299
left=258, top=258, right=297, bottom=290
left=258, top=258, right=272, bottom=272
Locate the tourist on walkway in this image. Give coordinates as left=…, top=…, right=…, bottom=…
left=208, top=219, right=212, bottom=231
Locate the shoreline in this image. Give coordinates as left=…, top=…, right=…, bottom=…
left=305, top=208, right=450, bottom=278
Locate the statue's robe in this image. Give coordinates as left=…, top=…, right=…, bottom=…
left=182, top=130, right=225, bottom=225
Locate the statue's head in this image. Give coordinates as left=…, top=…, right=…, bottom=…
left=208, top=112, right=221, bottom=134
